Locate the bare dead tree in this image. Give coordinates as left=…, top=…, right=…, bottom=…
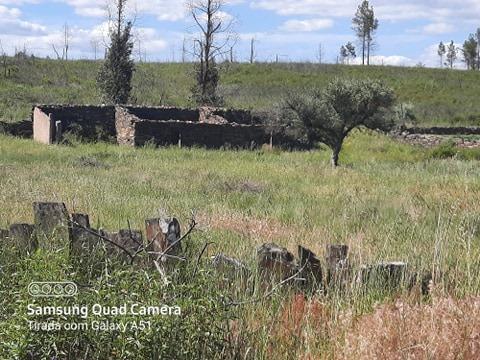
left=317, top=43, right=323, bottom=64
left=229, top=45, right=234, bottom=62
left=182, top=37, right=187, bottom=63
left=90, top=39, right=100, bottom=60
left=188, top=0, right=236, bottom=105
left=0, top=40, right=8, bottom=77
left=51, top=44, right=62, bottom=60
left=249, top=37, right=256, bottom=63
left=63, top=23, right=71, bottom=60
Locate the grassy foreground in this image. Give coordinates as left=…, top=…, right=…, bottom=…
left=1, top=132, right=480, bottom=358
left=2, top=58, right=480, bottom=126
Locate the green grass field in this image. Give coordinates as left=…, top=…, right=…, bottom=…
left=1, top=131, right=480, bottom=358
left=2, top=58, right=480, bottom=126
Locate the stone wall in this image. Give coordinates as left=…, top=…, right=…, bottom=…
left=398, top=126, right=480, bottom=135
left=115, top=106, right=137, bottom=146
left=126, top=106, right=200, bottom=122
left=34, top=105, right=116, bottom=143
left=115, top=105, right=270, bottom=149
left=133, top=120, right=268, bottom=148
left=0, top=120, right=33, bottom=138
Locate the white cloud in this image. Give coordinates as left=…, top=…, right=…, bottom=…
left=280, top=18, right=333, bottom=32
left=251, top=0, right=480, bottom=24
left=0, top=5, right=46, bottom=37
left=61, top=0, right=188, bottom=21
left=421, top=23, right=455, bottom=35
left=351, top=55, right=416, bottom=67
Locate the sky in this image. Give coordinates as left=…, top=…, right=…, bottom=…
left=0, top=0, right=479, bottom=68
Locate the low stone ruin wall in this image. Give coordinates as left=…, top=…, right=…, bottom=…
left=33, top=105, right=266, bottom=148
left=133, top=121, right=268, bottom=148
left=33, top=105, right=116, bottom=144
left=116, top=105, right=269, bottom=149
left=393, top=126, right=480, bottom=148
left=0, top=120, right=33, bottom=138
left=398, top=126, right=480, bottom=136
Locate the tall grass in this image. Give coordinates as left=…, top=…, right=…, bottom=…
left=1, top=131, right=480, bottom=357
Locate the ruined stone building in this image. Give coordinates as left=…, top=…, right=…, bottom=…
left=32, top=105, right=270, bottom=149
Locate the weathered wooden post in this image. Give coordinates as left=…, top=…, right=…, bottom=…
left=145, top=217, right=181, bottom=259
left=33, top=202, right=70, bottom=250
left=298, top=246, right=323, bottom=290
left=9, top=224, right=37, bottom=255
left=325, top=244, right=349, bottom=289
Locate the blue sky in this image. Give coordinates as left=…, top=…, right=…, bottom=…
left=0, top=0, right=478, bottom=67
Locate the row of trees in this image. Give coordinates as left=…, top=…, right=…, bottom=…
left=438, top=29, right=480, bottom=70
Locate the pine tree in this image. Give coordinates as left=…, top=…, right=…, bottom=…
left=97, top=0, right=135, bottom=104
left=446, top=41, right=457, bottom=69
left=462, top=35, right=478, bottom=70
left=437, top=42, right=446, bottom=68
left=339, top=46, right=348, bottom=64
left=352, top=0, right=378, bottom=66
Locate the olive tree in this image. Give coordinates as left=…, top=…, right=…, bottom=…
left=284, top=78, right=396, bottom=167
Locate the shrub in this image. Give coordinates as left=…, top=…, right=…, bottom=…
left=428, top=141, right=458, bottom=159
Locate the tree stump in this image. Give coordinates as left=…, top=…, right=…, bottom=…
left=257, top=243, right=297, bottom=285
left=9, top=224, right=37, bottom=255
left=33, top=202, right=70, bottom=249
left=298, top=246, right=323, bottom=290
left=145, top=217, right=181, bottom=260
left=325, top=244, right=349, bottom=289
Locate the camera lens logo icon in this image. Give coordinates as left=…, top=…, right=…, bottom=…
left=28, top=282, right=78, bottom=297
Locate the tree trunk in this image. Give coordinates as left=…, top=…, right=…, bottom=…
left=362, top=35, right=365, bottom=65
left=367, top=40, right=370, bottom=66
left=331, top=146, right=341, bottom=167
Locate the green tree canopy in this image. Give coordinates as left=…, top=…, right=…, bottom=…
left=284, top=78, right=396, bottom=167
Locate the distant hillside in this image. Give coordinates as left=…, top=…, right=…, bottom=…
left=1, top=57, right=480, bottom=126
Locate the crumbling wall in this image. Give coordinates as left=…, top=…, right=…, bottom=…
left=133, top=120, right=269, bottom=149
left=34, top=105, right=116, bottom=142
left=33, top=107, right=53, bottom=144
left=0, top=120, right=33, bottom=138
left=397, top=125, right=480, bottom=135
left=115, top=106, right=138, bottom=146
left=33, top=105, right=270, bottom=148
left=207, top=108, right=260, bottom=125
left=126, top=106, right=200, bottom=122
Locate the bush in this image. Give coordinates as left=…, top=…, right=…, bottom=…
left=428, top=141, right=458, bottom=159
